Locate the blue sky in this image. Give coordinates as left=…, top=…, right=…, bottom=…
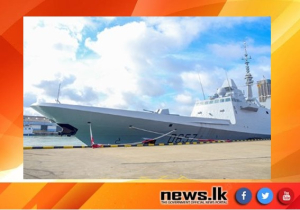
left=24, top=17, right=270, bottom=116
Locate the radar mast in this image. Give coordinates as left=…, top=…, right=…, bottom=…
left=242, top=42, right=254, bottom=101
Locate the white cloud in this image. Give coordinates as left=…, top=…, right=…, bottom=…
left=174, top=93, right=193, bottom=105
left=143, top=17, right=205, bottom=47
left=83, top=17, right=212, bottom=110
left=24, top=17, right=94, bottom=114
left=102, top=17, right=116, bottom=21
left=24, top=17, right=89, bottom=60
left=85, top=17, right=208, bottom=68
left=24, top=17, right=90, bottom=97
left=24, top=17, right=270, bottom=117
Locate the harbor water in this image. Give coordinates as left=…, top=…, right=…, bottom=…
left=23, top=135, right=87, bottom=146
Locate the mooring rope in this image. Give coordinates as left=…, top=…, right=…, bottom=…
left=129, top=125, right=177, bottom=140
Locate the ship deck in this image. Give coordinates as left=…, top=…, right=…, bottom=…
left=24, top=140, right=270, bottom=180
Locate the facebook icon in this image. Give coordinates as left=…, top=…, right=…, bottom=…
left=236, top=188, right=252, bottom=205
left=242, top=191, right=246, bottom=200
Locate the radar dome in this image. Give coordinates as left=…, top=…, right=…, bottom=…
left=217, top=87, right=226, bottom=97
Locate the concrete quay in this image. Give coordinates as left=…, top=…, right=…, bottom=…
left=24, top=140, right=270, bottom=180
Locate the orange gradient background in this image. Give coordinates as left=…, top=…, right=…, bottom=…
left=0, top=0, right=300, bottom=209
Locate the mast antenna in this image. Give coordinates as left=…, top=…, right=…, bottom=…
left=55, top=83, right=61, bottom=104
left=242, top=42, right=254, bottom=101
left=198, top=73, right=206, bottom=100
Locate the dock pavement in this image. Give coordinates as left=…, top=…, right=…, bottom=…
left=24, top=140, right=270, bottom=180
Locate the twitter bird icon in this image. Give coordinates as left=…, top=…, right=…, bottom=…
left=257, top=188, right=273, bottom=204
left=262, top=192, right=269, bottom=199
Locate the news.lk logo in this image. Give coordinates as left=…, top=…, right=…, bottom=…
left=160, top=186, right=228, bottom=205
left=278, top=188, right=294, bottom=205
left=235, top=188, right=252, bottom=205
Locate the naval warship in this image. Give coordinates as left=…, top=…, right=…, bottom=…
left=31, top=43, right=271, bottom=146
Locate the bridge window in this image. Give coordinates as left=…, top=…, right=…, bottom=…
left=225, top=98, right=231, bottom=102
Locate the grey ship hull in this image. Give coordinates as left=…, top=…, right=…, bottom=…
left=31, top=103, right=270, bottom=145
